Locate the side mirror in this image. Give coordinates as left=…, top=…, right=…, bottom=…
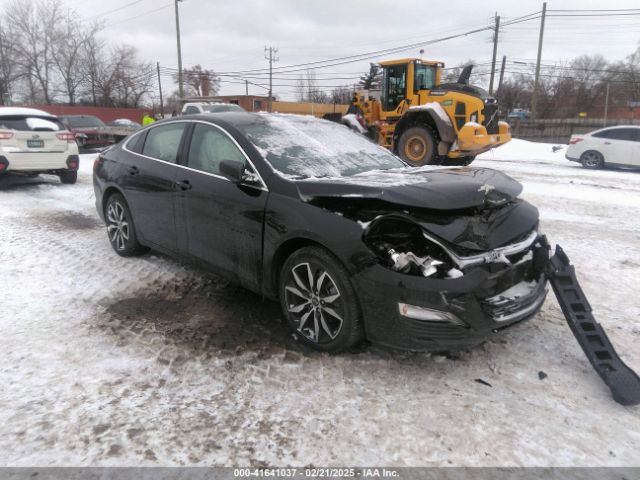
left=219, top=160, right=245, bottom=183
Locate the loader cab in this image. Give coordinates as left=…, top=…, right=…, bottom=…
left=380, top=59, right=443, bottom=116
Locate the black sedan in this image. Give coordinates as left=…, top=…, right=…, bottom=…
left=93, top=113, right=549, bottom=353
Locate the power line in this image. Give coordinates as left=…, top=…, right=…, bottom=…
left=104, top=3, right=173, bottom=28
left=85, top=0, right=148, bottom=20
left=205, top=21, right=511, bottom=76
left=547, top=8, right=640, bottom=12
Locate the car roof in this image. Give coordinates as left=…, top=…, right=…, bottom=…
left=0, top=107, right=54, bottom=117
left=590, top=125, right=640, bottom=134
left=59, top=114, right=100, bottom=118
left=176, top=111, right=267, bottom=126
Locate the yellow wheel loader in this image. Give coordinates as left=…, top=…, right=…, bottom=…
left=345, top=58, right=511, bottom=166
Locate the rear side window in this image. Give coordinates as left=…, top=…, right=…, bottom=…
left=63, top=116, right=105, bottom=128
left=593, top=128, right=638, bottom=141
left=0, top=115, right=64, bottom=131
left=142, top=123, right=186, bottom=163
left=127, top=131, right=147, bottom=154
left=184, top=106, right=199, bottom=114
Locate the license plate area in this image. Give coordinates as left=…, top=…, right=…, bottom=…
left=27, top=139, right=44, bottom=148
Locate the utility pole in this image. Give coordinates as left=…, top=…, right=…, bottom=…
left=174, top=0, right=184, bottom=99
left=245, top=80, right=249, bottom=95
left=497, top=55, right=506, bottom=98
left=264, top=46, right=278, bottom=112
left=531, top=1, right=547, bottom=119
left=157, top=62, right=164, bottom=117
left=603, top=83, right=610, bottom=127
left=488, top=13, right=500, bottom=95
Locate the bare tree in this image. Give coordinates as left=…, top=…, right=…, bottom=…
left=330, top=85, right=352, bottom=104
left=496, top=75, right=530, bottom=115
left=294, top=69, right=329, bottom=103
left=174, top=65, right=220, bottom=97
left=0, top=19, right=20, bottom=104
left=7, top=0, right=64, bottom=104
left=99, top=45, right=154, bottom=108
left=53, top=11, right=102, bottom=105
left=79, top=34, right=107, bottom=106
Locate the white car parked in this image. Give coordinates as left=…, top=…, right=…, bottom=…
left=181, top=102, right=246, bottom=115
left=0, top=107, right=80, bottom=183
left=566, top=125, right=640, bottom=169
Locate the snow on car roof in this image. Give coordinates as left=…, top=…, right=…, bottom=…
left=0, top=107, right=54, bottom=117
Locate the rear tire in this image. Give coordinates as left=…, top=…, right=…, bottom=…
left=59, top=170, right=77, bottom=184
left=104, top=193, right=148, bottom=257
left=580, top=151, right=604, bottom=169
left=398, top=126, right=438, bottom=166
left=279, top=246, right=364, bottom=353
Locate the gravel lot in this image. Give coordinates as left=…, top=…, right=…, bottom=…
left=0, top=141, right=639, bottom=466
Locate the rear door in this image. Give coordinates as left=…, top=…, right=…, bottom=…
left=120, top=122, right=188, bottom=253
left=629, top=128, right=640, bottom=167
left=591, top=128, right=634, bottom=165
left=175, top=121, right=267, bottom=290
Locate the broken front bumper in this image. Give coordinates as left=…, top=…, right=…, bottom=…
left=546, top=246, right=640, bottom=406
left=353, top=242, right=549, bottom=351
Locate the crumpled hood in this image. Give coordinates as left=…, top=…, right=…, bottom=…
left=295, top=167, right=523, bottom=210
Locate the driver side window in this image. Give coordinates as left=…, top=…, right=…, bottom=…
left=187, top=124, right=246, bottom=175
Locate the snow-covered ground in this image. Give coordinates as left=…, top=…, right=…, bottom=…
left=0, top=140, right=638, bottom=466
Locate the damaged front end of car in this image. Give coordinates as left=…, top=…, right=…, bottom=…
left=351, top=201, right=550, bottom=352
left=355, top=209, right=640, bottom=406
left=296, top=167, right=640, bottom=405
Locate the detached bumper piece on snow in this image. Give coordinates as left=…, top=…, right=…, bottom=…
left=546, top=245, right=640, bottom=406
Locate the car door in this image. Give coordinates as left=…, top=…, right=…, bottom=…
left=591, top=128, right=633, bottom=165
left=175, top=121, right=268, bottom=290
left=629, top=128, right=640, bottom=167
left=120, top=122, right=188, bottom=253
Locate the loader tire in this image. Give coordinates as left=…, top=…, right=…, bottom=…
left=398, top=126, right=438, bottom=166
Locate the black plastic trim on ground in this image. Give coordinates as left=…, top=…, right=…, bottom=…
left=547, top=245, right=640, bottom=406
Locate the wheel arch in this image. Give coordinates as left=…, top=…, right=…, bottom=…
left=392, top=108, right=454, bottom=154
left=267, top=237, right=328, bottom=298
left=101, top=185, right=130, bottom=221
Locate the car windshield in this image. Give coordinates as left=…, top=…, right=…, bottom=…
left=202, top=104, right=244, bottom=113
left=238, top=114, right=406, bottom=178
left=65, top=116, right=105, bottom=128
left=0, top=115, right=64, bottom=131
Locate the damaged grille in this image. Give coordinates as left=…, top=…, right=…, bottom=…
left=482, top=103, right=499, bottom=135
left=402, top=317, right=470, bottom=342
left=481, top=277, right=547, bottom=323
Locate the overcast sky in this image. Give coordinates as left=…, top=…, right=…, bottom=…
left=4, top=0, right=640, bottom=101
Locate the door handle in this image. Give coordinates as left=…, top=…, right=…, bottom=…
left=175, top=179, right=192, bottom=191
left=604, top=142, right=611, bottom=145
left=127, top=166, right=139, bottom=175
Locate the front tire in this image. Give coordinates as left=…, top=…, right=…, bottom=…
left=104, top=193, right=148, bottom=257
left=580, top=150, right=604, bottom=169
left=59, top=170, right=77, bottom=184
left=398, top=126, right=438, bottom=166
left=279, top=246, right=364, bottom=352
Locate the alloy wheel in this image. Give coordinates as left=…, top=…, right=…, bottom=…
left=284, top=262, right=344, bottom=344
left=106, top=201, right=130, bottom=251
left=582, top=151, right=603, bottom=168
